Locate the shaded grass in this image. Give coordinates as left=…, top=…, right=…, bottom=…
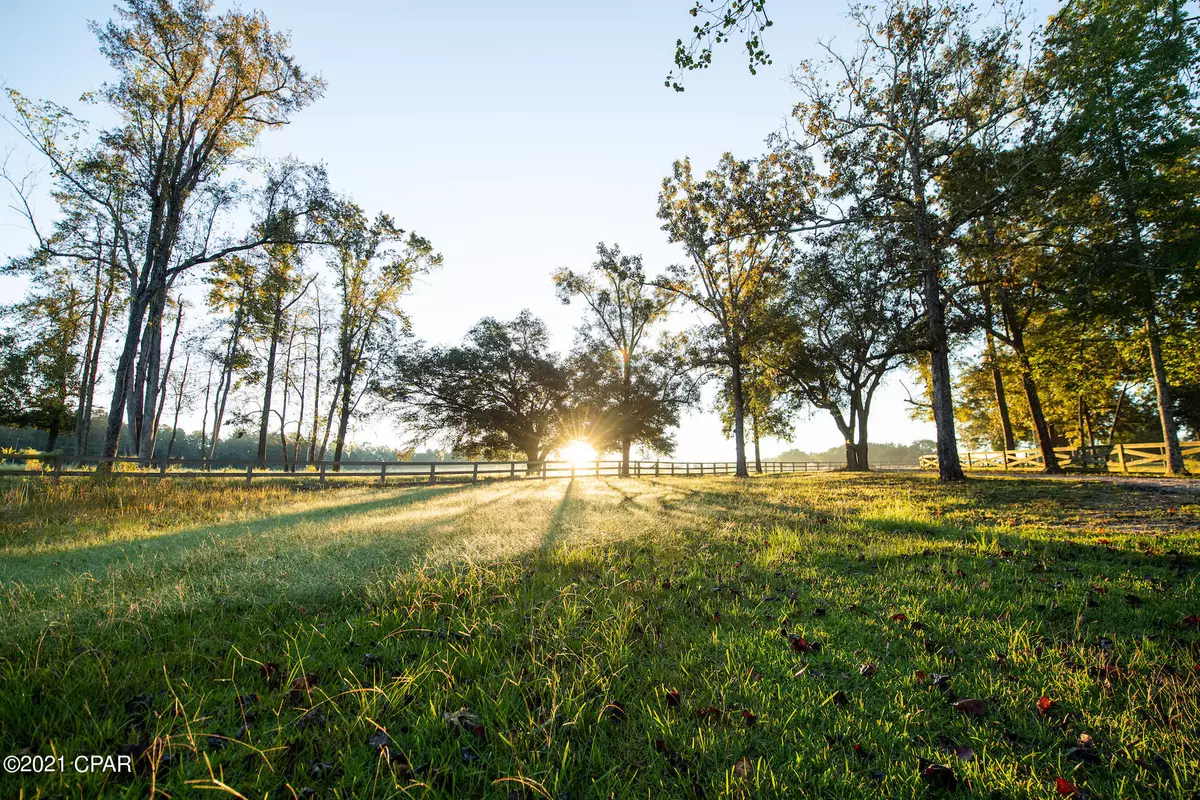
left=0, top=473, right=1198, bottom=798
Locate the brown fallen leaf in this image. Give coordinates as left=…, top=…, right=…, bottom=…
left=952, top=698, right=988, bottom=717
left=919, top=761, right=957, bottom=790
left=732, top=756, right=753, bottom=777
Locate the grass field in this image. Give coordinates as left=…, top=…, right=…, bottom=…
left=0, top=473, right=1198, bottom=799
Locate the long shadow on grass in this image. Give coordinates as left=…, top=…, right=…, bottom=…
left=0, top=482, right=479, bottom=587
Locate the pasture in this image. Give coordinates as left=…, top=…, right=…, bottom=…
left=1, top=472, right=1198, bottom=798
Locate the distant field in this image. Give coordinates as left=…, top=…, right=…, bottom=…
left=0, top=473, right=1197, bottom=798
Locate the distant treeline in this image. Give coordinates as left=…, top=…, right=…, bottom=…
left=0, top=417, right=448, bottom=465
left=770, top=441, right=935, bottom=465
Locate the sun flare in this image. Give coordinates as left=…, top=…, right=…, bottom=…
left=560, top=440, right=598, bottom=466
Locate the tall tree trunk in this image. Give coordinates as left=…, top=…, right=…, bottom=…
left=130, top=286, right=166, bottom=458
left=1107, top=382, right=1127, bottom=446
left=1017, top=352, right=1059, bottom=473
left=166, top=352, right=189, bottom=460
left=1145, top=310, right=1186, bottom=473
left=332, top=362, right=355, bottom=470
left=910, top=145, right=963, bottom=482
left=148, top=297, right=183, bottom=459
left=729, top=345, right=749, bottom=478
left=79, top=268, right=116, bottom=457
left=854, top=393, right=870, bottom=471
left=998, top=295, right=1061, bottom=474
left=99, top=290, right=151, bottom=469
left=294, top=327, right=309, bottom=470
left=199, top=359, right=214, bottom=464
left=926, top=281, right=963, bottom=481
left=317, top=376, right=340, bottom=464
left=208, top=281, right=250, bottom=462
left=275, top=318, right=296, bottom=470
left=308, top=296, right=324, bottom=465
left=752, top=414, right=762, bottom=474
left=257, top=296, right=284, bottom=467
left=74, top=238, right=103, bottom=458
left=981, top=293, right=1015, bottom=451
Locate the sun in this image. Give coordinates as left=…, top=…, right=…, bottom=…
left=560, top=440, right=598, bottom=466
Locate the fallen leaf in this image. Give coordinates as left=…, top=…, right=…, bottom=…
left=697, top=705, right=723, bottom=720
left=919, top=762, right=958, bottom=790
left=1054, top=777, right=1079, bottom=796
left=789, top=634, right=817, bottom=653
left=859, top=663, right=878, bottom=677
left=952, top=698, right=988, bottom=717
left=665, top=689, right=681, bottom=708
left=890, top=613, right=908, bottom=622
left=367, top=730, right=390, bottom=750
left=741, top=709, right=757, bottom=726
left=827, top=690, right=849, bottom=707
left=914, top=670, right=927, bottom=682
left=732, top=756, right=753, bottom=777
left=1037, top=696, right=1055, bottom=716
left=952, top=746, right=975, bottom=762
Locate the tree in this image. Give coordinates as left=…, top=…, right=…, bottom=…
left=252, top=227, right=312, bottom=466
left=772, top=225, right=912, bottom=471
left=656, top=152, right=809, bottom=477
left=0, top=267, right=87, bottom=451
left=554, top=243, right=690, bottom=474
left=1040, top=0, right=1200, bottom=473
left=322, top=202, right=440, bottom=466
left=385, top=312, right=570, bottom=467
left=790, top=0, right=1028, bottom=481
left=4, top=0, right=325, bottom=470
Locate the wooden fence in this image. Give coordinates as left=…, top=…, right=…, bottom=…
left=0, top=453, right=848, bottom=486
left=918, top=441, right=1200, bottom=475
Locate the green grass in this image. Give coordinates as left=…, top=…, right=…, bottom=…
left=0, top=473, right=1198, bottom=799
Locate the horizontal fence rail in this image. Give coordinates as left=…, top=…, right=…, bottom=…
left=0, top=453, right=862, bottom=485
left=918, top=441, right=1200, bottom=475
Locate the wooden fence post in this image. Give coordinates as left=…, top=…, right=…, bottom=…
left=966, top=452, right=973, bottom=470
left=1001, top=449, right=1009, bottom=472
left=428, top=463, right=437, bottom=485
left=51, top=455, right=62, bottom=486
left=159, top=459, right=168, bottom=479
left=1116, top=443, right=1127, bottom=474
left=510, top=462, right=516, bottom=479
left=245, top=464, right=253, bottom=487
left=380, top=463, right=388, bottom=486
left=596, top=460, right=600, bottom=478
left=320, top=462, right=327, bottom=486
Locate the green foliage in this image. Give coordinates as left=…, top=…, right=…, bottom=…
left=385, top=312, right=571, bottom=462
left=555, top=243, right=695, bottom=462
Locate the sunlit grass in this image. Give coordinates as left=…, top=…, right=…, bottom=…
left=0, top=473, right=1197, bottom=798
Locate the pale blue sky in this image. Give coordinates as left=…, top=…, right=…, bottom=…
left=1, top=0, right=1053, bottom=459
